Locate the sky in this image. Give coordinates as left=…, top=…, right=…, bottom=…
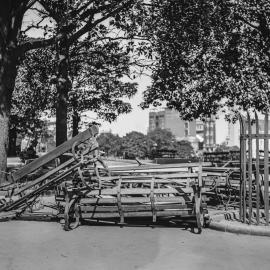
left=94, top=75, right=228, bottom=144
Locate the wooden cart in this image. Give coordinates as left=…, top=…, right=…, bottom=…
left=57, top=163, right=208, bottom=233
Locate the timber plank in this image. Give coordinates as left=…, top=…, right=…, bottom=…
left=79, top=196, right=187, bottom=204
left=80, top=210, right=193, bottom=218
left=108, top=162, right=211, bottom=172
left=14, top=158, right=75, bottom=196
left=12, top=126, right=98, bottom=181
left=80, top=204, right=190, bottom=213
left=84, top=187, right=193, bottom=196
left=98, top=173, right=207, bottom=182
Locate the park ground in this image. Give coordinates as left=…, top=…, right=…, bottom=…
left=0, top=220, right=270, bottom=270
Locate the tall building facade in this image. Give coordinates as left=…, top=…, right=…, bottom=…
left=149, top=108, right=197, bottom=139
left=148, top=108, right=216, bottom=152
left=203, top=116, right=216, bottom=152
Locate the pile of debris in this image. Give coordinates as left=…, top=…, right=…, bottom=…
left=0, top=124, right=209, bottom=233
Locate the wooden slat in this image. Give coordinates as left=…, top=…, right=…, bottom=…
left=108, top=162, right=212, bottom=172
left=81, top=210, right=194, bottom=219
left=3, top=162, right=81, bottom=211
left=98, top=173, right=207, bottom=182
left=264, top=113, right=269, bottom=225
left=255, top=112, right=260, bottom=225
left=203, top=167, right=240, bottom=172
left=79, top=196, right=187, bottom=205
left=241, top=134, right=270, bottom=139
left=117, top=177, right=124, bottom=223
left=84, top=187, right=193, bottom=196
left=247, top=112, right=252, bottom=224
left=80, top=204, right=189, bottom=213
left=14, top=158, right=75, bottom=196
left=12, top=126, right=98, bottom=181
left=239, top=114, right=247, bottom=223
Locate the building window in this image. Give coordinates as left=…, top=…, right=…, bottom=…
left=196, top=124, right=204, bottom=131
left=184, top=122, right=189, bottom=137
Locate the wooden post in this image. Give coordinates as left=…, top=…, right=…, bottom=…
left=255, top=112, right=260, bottom=225
left=264, top=113, right=269, bottom=225
left=247, top=112, right=253, bottom=224
left=239, top=114, right=247, bottom=223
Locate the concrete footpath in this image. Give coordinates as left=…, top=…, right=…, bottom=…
left=1, top=220, right=270, bottom=270
left=209, top=210, right=270, bottom=237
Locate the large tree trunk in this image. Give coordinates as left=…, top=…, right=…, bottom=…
left=55, top=36, right=71, bottom=146
left=72, top=108, right=80, bottom=137
left=0, top=2, right=24, bottom=182
left=8, top=126, right=17, bottom=157
left=0, top=58, right=19, bottom=183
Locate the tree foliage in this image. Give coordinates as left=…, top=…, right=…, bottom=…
left=121, top=131, right=147, bottom=159
left=97, top=128, right=195, bottom=159
left=97, top=132, right=123, bottom=157
left=10, top=47, right=55, bottom=140
left=141, top=0, right=270, bottom=120
left=175, top=140, right=195, bottom=159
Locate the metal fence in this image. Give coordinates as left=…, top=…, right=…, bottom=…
left=239, top=112, right=269, bottom=225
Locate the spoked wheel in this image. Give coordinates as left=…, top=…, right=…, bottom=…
left=63, top=189, right=80, bottom=231
left=195, top=205, right=205, bottom=234
left=64, top=199, right=80, bottom=231
left=192, top=186, right=204, bottom=234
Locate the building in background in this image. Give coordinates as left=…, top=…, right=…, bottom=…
left=148, top=108, right=216, bottom=152
left=227, top=121, right=240, bottom=147
left=203, top=116, right=216, bottom=152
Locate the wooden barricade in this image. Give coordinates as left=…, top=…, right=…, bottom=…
left=57, top=162, right=208, bottom=233
left=0, top=125, right=99, bottom=213
left=239, top=112, right=270, bottom=225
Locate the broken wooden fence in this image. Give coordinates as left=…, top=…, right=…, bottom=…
left=239, top=112, right=270, bottom=225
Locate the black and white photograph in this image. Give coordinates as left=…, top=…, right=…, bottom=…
left=1, top=1, right=270, bottom=269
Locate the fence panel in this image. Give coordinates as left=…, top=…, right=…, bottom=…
left=239, top=112, right=270, bottom=225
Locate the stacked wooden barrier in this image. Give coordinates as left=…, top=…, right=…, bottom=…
left=0, top=124, right=209, bottom=233
left=57, top=163, right=209, bottom=233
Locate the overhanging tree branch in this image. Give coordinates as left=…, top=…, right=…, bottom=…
left=67, top=0, right=135, bottom=45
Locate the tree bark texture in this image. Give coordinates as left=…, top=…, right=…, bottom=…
left=0, top=1, right=24, bottom=182
left=8, top=126, right=17, bottom=156
left=55, top=36, right=71, bottom=146
left=72, top=110, right=80, bottom=137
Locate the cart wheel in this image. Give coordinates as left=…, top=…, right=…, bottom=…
left=193, top=186, right=203, bottom=234
left=196, top=208, right=204, bottom=234
left=64, top=197, right=80, bottom=231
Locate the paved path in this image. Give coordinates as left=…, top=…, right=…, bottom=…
left=0, top=221, right=270, bottom=270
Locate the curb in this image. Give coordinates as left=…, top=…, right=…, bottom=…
left=208, top=211, right=270, bottom=237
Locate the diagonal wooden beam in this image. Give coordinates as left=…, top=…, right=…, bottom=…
left=12, top=125, right=98, bottom=182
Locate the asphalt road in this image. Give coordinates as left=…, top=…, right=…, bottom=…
left=0, top=221, right=269, bottom=270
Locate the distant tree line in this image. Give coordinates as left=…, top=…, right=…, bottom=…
left=97, top=128, right=195, bottom=159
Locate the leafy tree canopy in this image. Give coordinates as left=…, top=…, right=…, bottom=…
left=11, top=47, right=55, bottom=139
left=97, top=132, right=123, bottom=157
left=121, top=131, right=147, bottom=159
left=141, top=0, right=270, bottom=120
